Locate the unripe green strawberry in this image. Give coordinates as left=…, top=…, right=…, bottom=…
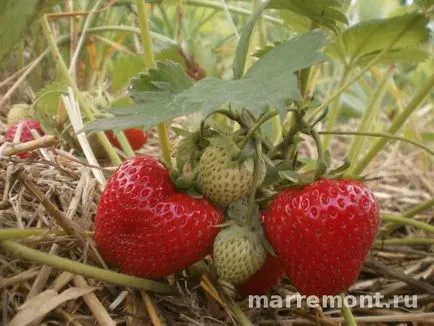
left=197, top=146, right=266, bottom=207
left=7, top=104, right=30, bottom=126
left=213, top=225, right=266, bottom=284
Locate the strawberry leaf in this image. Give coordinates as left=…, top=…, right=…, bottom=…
left=233, top=0, right=271, bottom=79
left=326, top=12, right=431, bottom=67
left=174, top=30, right=328, bottom=117
left=83, top=32, right=327, bottom=133
left=268, top=0, right=348, bottom=32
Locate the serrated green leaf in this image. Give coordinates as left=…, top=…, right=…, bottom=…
left=155, top=45, right=187, bottom=69
left=355, top=47, right=431, bottom=66
left=130, top=60, right=193, bottom=95
left=267, top=0, right=348, bottom=32
left=327, top=12, right=430, bottom=66
left=111, top=55, right=146, bottom=93
left=233, top=0, right=271, bottom=79
left=279, top=9, right=311, bottom=33
left=175, top=31, right=328, bottom=117
left=83, top=32, right=328, bottom=134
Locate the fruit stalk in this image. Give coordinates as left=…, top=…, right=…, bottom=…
left=318, top=131, right=434, bottom=156
left=381, top=214, right=434, bottom=234
left=0, top=240, right=176, bottom=294
left=41, top=14, right=122, bottom=166
left=246, top=137, right=262, bottom=226
left=352, top=72, right=434, bottom=175
left=341, top=297, right=357, bottom=326
left=311, top=14, right=422, bottom=125
left=345, top=66, right=395, bottom=173
left=135, top=0, right=173, bottom=168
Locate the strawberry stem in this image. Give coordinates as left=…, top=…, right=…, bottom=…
left=135, top=0, right=173, bottom=168
left=246, top=137, right=262, bottom=227
left=237, top=110, right=279, bottom=153
left=0, top=240, right=176, bottom=294
left=41, top=14, right=122, bottom=166
left=351, top=72, right=434, bottom=175
left=319, top=131, right=434, bottom=156
left=374, top=238, right=434, bottom=247
left=381, top=215, right=434, bottom=234
left=340, top=296, right=357, bottom=326
left=310, top=129, right=327, bottom=178
left=0, top=228, right=94, bottom=240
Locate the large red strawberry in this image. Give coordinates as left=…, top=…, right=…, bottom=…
left=263, top=179, right=380, bottom=296
left=106, top=128, right=148, bottom=151
left=5, top=119, right=45, bottom=158
left=236, top=255, right=285, bottom=297
left=95, top=155, right=224, bottom=279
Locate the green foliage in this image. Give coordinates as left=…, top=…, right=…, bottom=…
left=111, top=55, right=146, bottom=93
left=268, top=0, right=348, bottom=32
left=233, top=0, right=271, bottom=79
left=83, top=31, right=327, bottom=133
left=34, top=80, right=68, bottom=133
left=415, top=0, right=434, bottom=9
left=357, top=0, right=400, bottom=21
left=0, top=0, right=39, bottom=65
left=327, top=12, right=431, bottom=67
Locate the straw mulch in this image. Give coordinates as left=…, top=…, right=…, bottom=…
left=0, top=117, right=433, bottom=325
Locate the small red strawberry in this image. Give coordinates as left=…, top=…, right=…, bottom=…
left=106, top=128, right=148, bottom=150
left=95, top=155, right=224, bottom=279
left=4, top=119, right=45, bottom=158
left=263, top=179, right=380, bottom=296
left=236, top=255, right=285, bottom=297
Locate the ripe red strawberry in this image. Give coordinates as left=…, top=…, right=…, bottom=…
left=263, top=179, right=380, bottom=296
left=4, top=119, right=45, bottom=158
left=95, top=155, right=224, bottom=279
left=106, top=128, right=148, bottom=150
left=236, top=255, right=285, bottom=297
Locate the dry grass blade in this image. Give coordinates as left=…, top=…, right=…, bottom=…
left=365, top=258, right=434, bottom=295
left=9, top=287, right=95, bottom=326
left=12, top=168, right=99, bottom=262
left=73, top=275, right=116, bottom=326
left=1, top=135, right=59, bottom=156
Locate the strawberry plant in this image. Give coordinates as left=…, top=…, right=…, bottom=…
left=1, top=0, right=433, bottom=325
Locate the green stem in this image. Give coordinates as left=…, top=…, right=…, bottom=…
left=322, top=68, right=350, bottom=149
left=185, top=0, right=282, bottom=24
left=374, top=238, right=434, bottom=247
left=135, top=0, right=173, bottom=168
left=352, top=73, right=434, bottom=175
left=311, top=129, right=327, bottom=178
left=313, top=14, right=422, bottom=126
left=246, top=138, right=262, bottom=227
left=0, top=228, right=94, bottom=240
left=382, top=198, right=434, bottom=235
left=346, top=66, right=394, bottom=174
left=318, top=131, right=434, bottom=156
left=41, top=15, right=122, bottom=166
left=158, top=4, right=175, bottom=38
left=380, top=215, right=434, bottom=234
left=238, top=111, right=279, bottom=151
left=341, top=296, right=357, bottom=326
left=254, top=0, right=267, bottom=47
left=0, top=240, right=176, bottom=294
left=69, top=0, right=105, bottom=79
left=135, top=0, right=156, bottom=69
left=0, top=229, right=48, bottom=240
left=404, top=198, right=434, bottom=218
